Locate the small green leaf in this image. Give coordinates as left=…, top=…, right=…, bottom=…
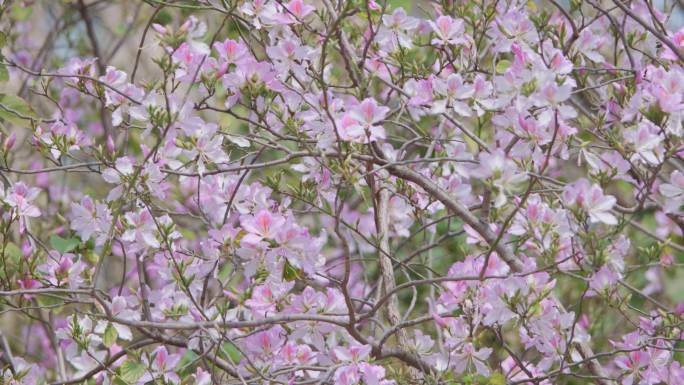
left=153, top=9, right=173, bottom=25
left=103, top=322, right=117, bottom=347
left=0, top=242, right=22, bottom=280
left=495, top=59, right=511, bottom=74
left=0, top=32, right=7, bottom=48
left=222, top=342, right=242, bottom=363
left=0, top=94, right=36, bottom=126
left=49, top=235, right=81, bottom=253
left=388, top=0, right=413, bottom=11
left=176, top=350, right=199, bottom=377
left=10, top=5, right=32, bottom=21
left=282, top=258, right=303, bottom=281
left=4, top=242, right=22, bottom=264
left=36, top=293, right=65, bottom=308
left=0, top=64, right=9, bottom=82
left=488, top=371, right=506, bottom=385
left=119, top=360, right=146, bottom=384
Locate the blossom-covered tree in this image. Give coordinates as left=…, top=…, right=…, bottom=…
left=0, top=0, right=684, bottom=384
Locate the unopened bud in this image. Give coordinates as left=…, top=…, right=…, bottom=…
left=675, top=303, right=684, bottom=316
left=3, top=132, right=16, bottom=152
left=151, top=23, right=167, bottom=35
left=106, top=135, right=116, bottom=155
left=21, top=240, right=33, bottom=259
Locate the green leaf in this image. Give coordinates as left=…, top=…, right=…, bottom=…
left=0, top=242, right=22, bottom=280
left=0, top=63, right=9, bottom=82
left=282, top=258, right=303, bottom=281
left=36, top=293, right=65, bottom=308
left=176, top=349, right=199, bottom=377
left=49, top=235, right=81, bottom=253
left=388, top=0, right=413, bottom=11
left=0, top=32, right=7, bottom=48
left=488, top=372, right=506, bottom=385
left=4, top=242, right=22, bottom=264
left=10, top=5, right=32, bottom=21
left=495, top=59, right=511, bottom=74
left=221, top=342, right=242, bottom=363
left=119, top=360, right=146, bottom=384
left=153, top=9, right=173, bottom=25
left=0, top=94, right=37, bottom=126
left=103, top=322, right=117, bottom=347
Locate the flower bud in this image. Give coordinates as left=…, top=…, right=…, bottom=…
left=3, top=132, right=16, bottom=152
left=106, top=135, right=115, bottom=155
left=675, top=303, right=684, bottom=316
left=151, top=23, right=167, bottom=35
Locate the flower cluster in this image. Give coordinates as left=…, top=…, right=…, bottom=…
left=0, top=1, right=683, bottom=385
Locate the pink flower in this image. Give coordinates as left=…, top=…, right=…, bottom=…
left=491, top=9, right=538, bottom=52
left=431, top=74, right=474, bottom=116
left=659, top=171, right=684, bottom=213
left=452, top=343, right=492, bottom=376
left=121, top=209, right=168, bottom=250
left=588, top=266, right=619, bottom=296
left=243, top=325, right=287, bottom=357
left=212, top=38, right=249, bottom=76
left=476, top=149, right=528, bottom=208
left=37, top=251, right=86, bottom=289
left=179, top=118, right=229, bottom=176
left=240, top=0, right=279, bottom=29
left=428, top=16, right=465, bottom=46
left=2, top=182, right=41, bottom=234
left=337, top=114, right=366, bottom=142
left=562, top=179, right=617, bottom=225
left=284, top=0, right=315, bottom=20
left=139, top=346, right=182, bottom=384
left=222, top=58, right=283, bottom=100
left=341, top=98, right=389, bottom=143
left=58, top=57, right=97, bottom=80
left=624, top=121, right=663, bottom=165
left=614, top=350, right=650, bottom=385
left=548, top=50, right=573, bottom=74
left=359, top=362, right=393, bottom=385
left=193, top=367, right=212, bottom=385
left=17, top=276, right=40, bottom=299
left=278, top=342, right=316, bottom=366
left=69, top=196, right=112, bottom=246
left=332, top=345, right=394, bottom=385
left=172, top=42, right=209, bottom=82
left=532, top=81, right=576, bottom=119
left=378, top=8, right=419, bottom=50
left=382, top=8, right=418, bottom=31
left=245, top=281, right=294, bottom=315
left=214, top=38, right=248, bottom=63
left=334, top=364, right=362, bottom=385
left=240, top=209, right=286, bottom=245
left=662, top=27, right=684, bottom=61
left=99, top=66, right=126, bottom=92
left=34, top=121, right=91, bottom=159
left=501, top=357, right=551, bottom=385
left=333, top=344, right=372, bottom=363
left=349, top=98, right=389, bottom=129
